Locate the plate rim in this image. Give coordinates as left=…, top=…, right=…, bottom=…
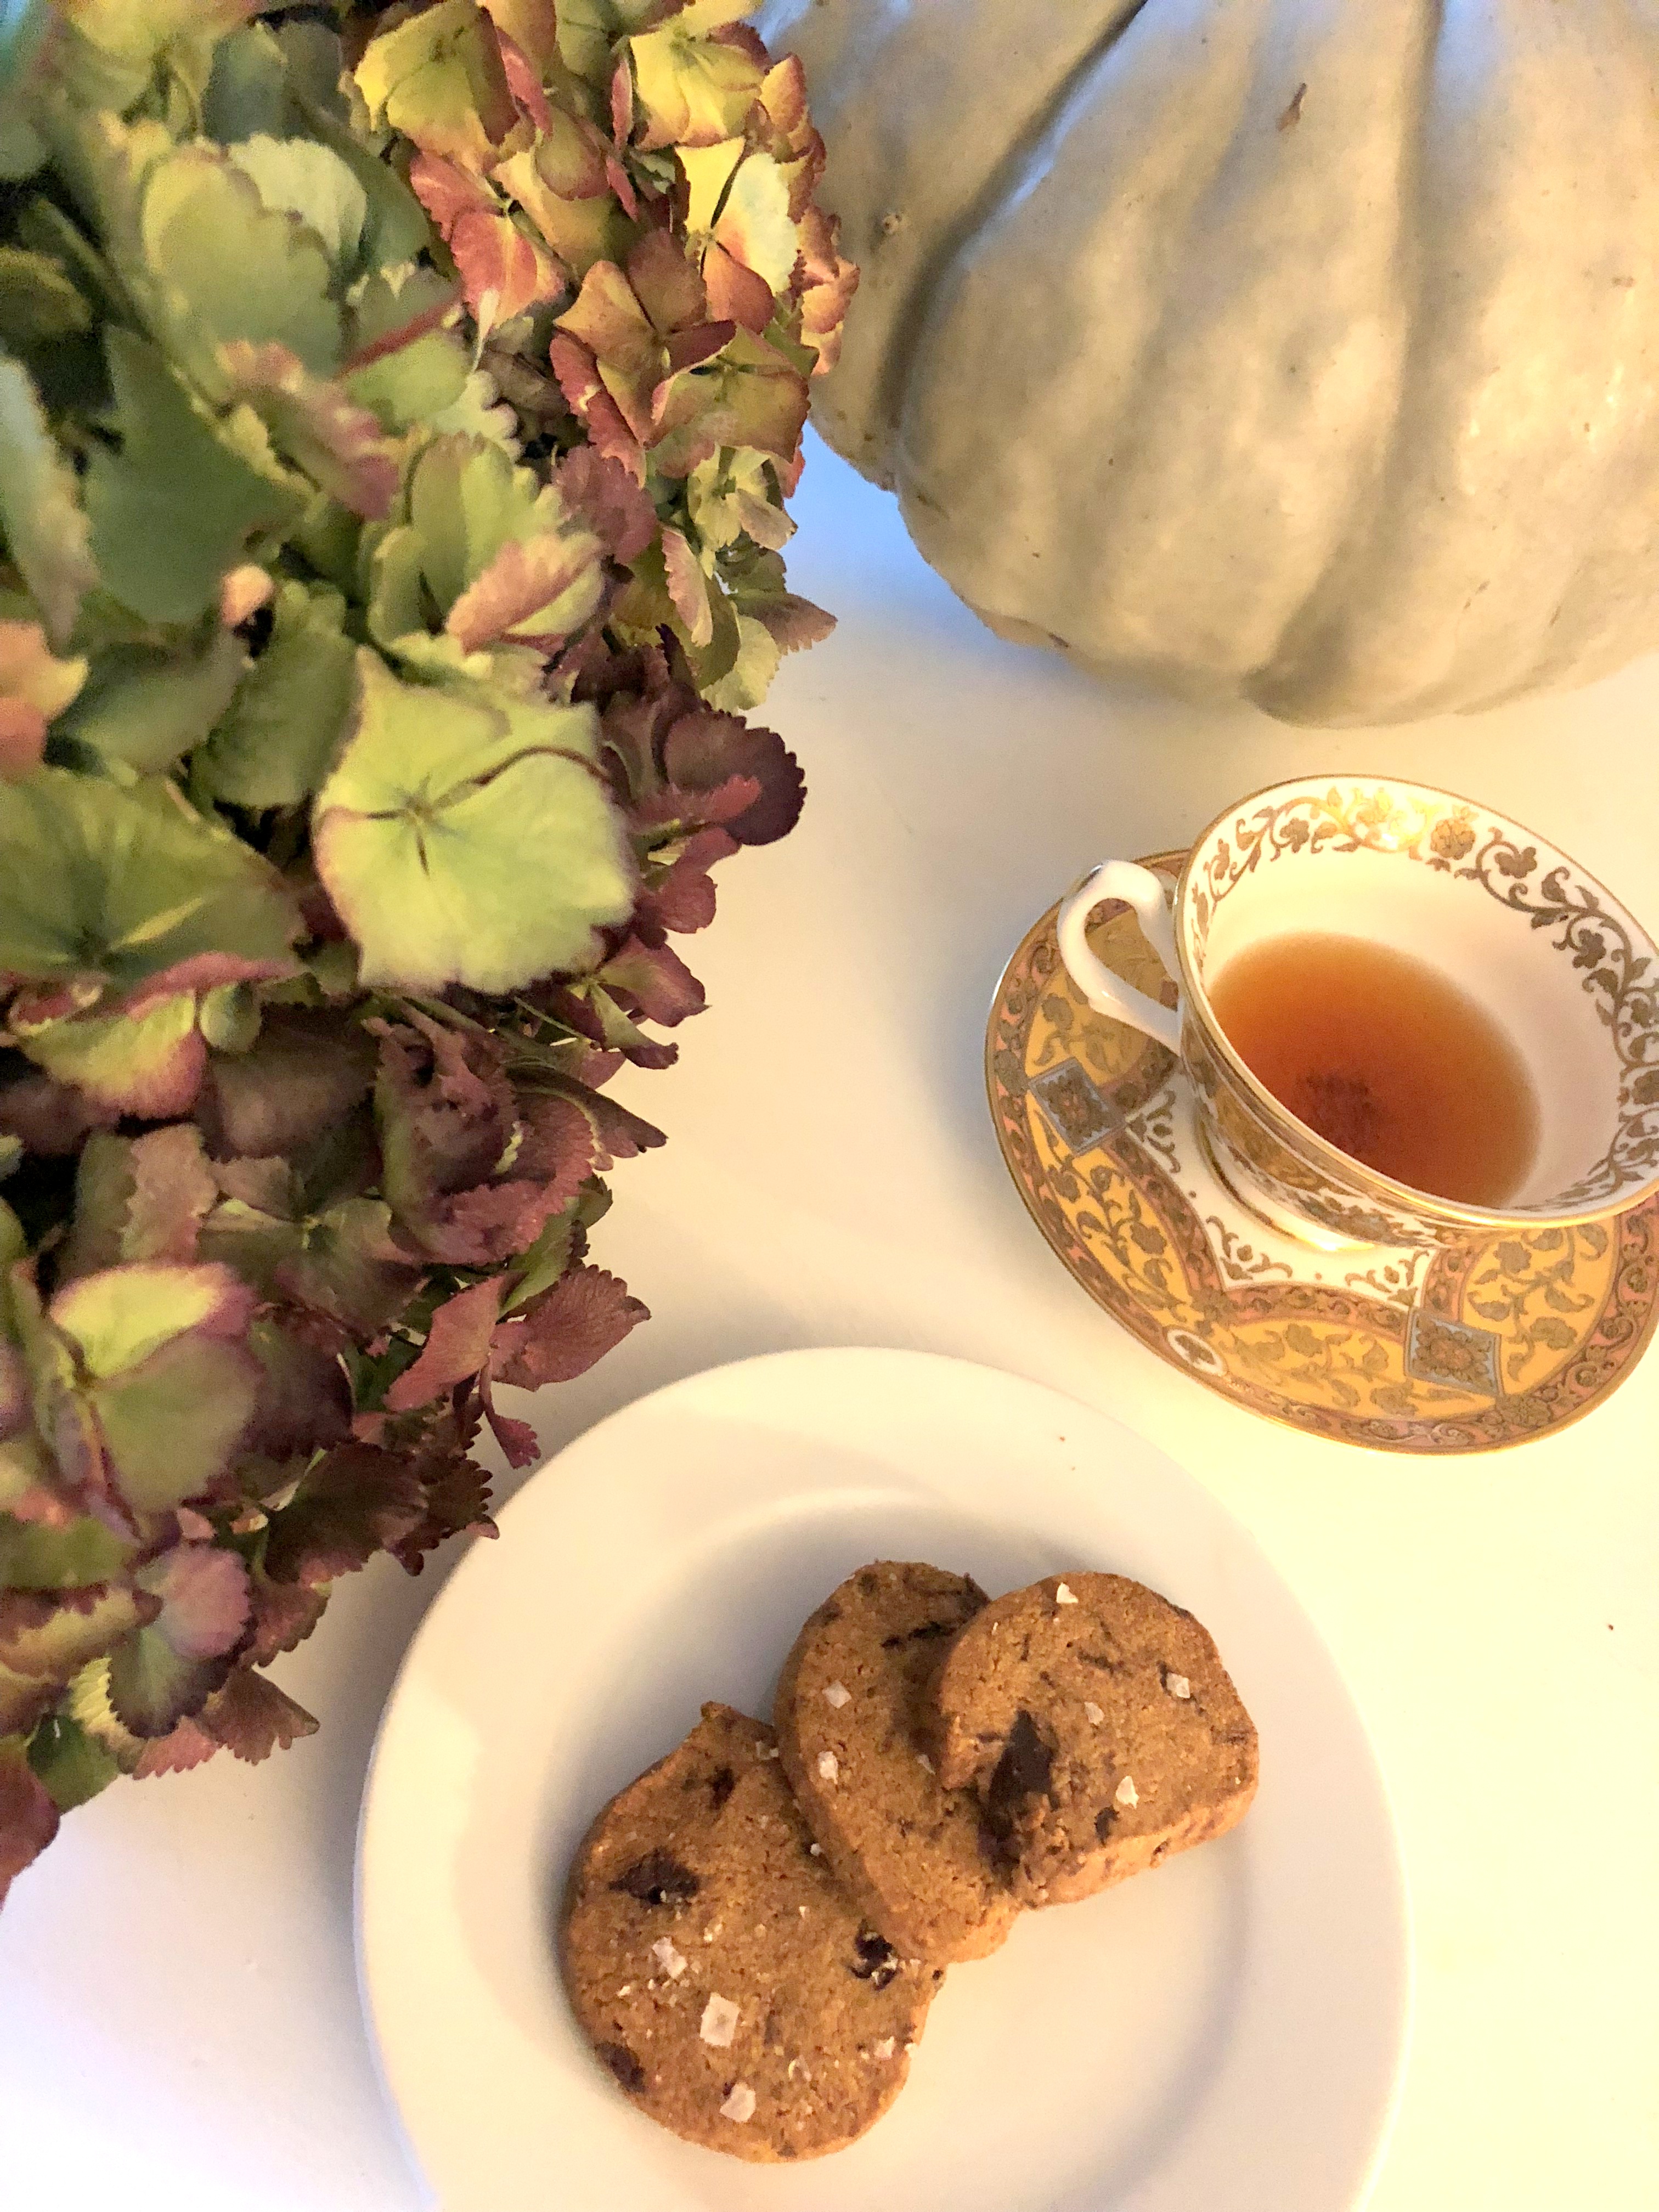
left=354, top=1345, right=1415, bottom=2212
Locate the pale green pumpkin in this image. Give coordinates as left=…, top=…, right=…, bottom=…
left=760, top=0, right=1659, bottom=724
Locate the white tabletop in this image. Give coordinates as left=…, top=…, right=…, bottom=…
left=3, top=433, right=1656, bottom=2212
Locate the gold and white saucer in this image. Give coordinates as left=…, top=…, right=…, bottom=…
left=986, top=854, right=1659, bottom=1453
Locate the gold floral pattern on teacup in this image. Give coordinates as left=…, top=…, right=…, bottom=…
left=986, top=867, right=1659, bottom=1454
left=1181, top=783, right=1659, bottom=1221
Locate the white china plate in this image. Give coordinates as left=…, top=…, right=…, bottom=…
left=356, top=1348, right=1410, bottom=2212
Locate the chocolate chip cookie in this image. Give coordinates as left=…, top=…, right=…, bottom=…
left=561, top=1702, right=944, bottom=2161
left=932, top=1572, right=1257, bottom=1908
left=773, top=1561, right=1020, bottom=1964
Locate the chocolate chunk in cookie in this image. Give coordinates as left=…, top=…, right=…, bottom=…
left=772, top=1561, right=1019, bottom=1964
left=932, top=1573, right=1257, bottom=1908
left=561, top=1702, right=944, bottom=2161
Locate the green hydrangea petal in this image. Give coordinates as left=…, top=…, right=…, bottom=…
left=198, top=580, right=357, bottom=808
left=0, top=352, right=97, bottom=646
left=313, top=653, right=632, bottom=992
left=84, top=331, right=305, bottom=626
left=0, top=765, right=300, bottom=988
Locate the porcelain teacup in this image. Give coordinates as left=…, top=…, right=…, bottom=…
left=1057, top=776, right=1659, bottom=1250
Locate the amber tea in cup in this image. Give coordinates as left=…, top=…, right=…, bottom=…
left=1056, top=776, right=1659, bottom=1252
left=1204, top=933, right=1541, bottom=1209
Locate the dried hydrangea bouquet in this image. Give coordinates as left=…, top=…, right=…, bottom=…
left=0, top=0, right=853, bottom=1901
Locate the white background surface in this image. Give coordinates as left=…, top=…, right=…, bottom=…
left=1, top=432, right=1655, bottom=2212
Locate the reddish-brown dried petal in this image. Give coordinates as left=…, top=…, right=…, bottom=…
left=383, top=1278, right=504, bottom=1414
left=489, top=1265, right=647, bottom=1390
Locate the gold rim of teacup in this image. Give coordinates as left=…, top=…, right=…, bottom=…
left=1169, top=772, right=1659, bottom=1234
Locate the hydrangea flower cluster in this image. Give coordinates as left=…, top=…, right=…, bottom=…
left=0, top=0, right=851, bottom=1901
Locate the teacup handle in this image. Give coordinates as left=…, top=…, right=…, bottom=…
left=1056, top=862, right=1182, bottom=1052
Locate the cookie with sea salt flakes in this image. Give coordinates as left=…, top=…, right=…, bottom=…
left=932, top=1572, right=1257, bottom=1909
left=560, top=1702, right=944, bottom=2162
left=773, top=1561, right=1020, bottom=1963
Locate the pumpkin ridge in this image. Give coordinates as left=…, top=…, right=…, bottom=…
left=900, top=0, right=1328, bottom=676
left=1243, top=0, right=1441, bottom=720
left=870, top=0, right=1159, bottom=479
left=792, top=0, right=1659, bottom=720
left=758, top=0, right=1155, bottom=483
left=1249, top=0, right=1659, bottom=721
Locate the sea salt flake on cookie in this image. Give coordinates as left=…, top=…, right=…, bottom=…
left=932, top=1571, right=1258, bottom=1908
left=561, top=1705, right=941, bottom=2162
left=720, top=2082, right=757, bottom=2122
left=772, top=1561, right=1019, bottom=1965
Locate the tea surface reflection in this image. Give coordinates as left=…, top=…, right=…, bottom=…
left=1206, top=932, right=1540, bottom=1209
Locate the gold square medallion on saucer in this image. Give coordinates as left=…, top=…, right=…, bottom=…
left=986, top=854, right=1659, bottom=1452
